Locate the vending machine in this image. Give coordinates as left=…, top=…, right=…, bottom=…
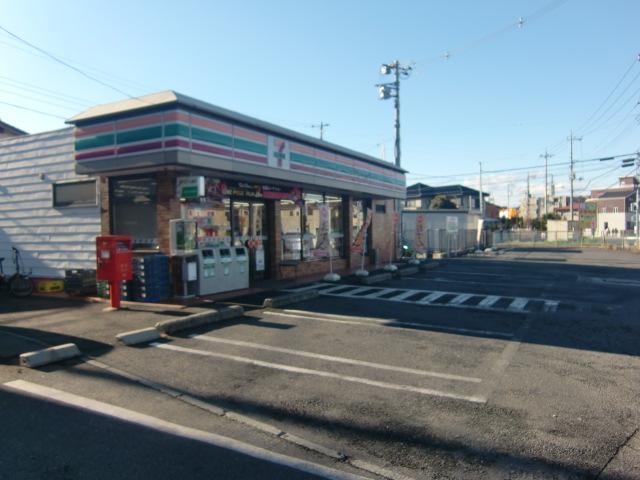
left=198, top=248, right=218, bottom=295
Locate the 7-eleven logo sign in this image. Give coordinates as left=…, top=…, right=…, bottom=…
left=268, top=136, right=290, bottom=169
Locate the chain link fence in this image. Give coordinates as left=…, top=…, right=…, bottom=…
left=401, top=227, right=484, bottom=256
left=492, top=229, right=640, bottom=250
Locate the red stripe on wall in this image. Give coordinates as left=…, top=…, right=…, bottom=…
left=75, top=123, right=115, bottom=138
left=116, top=113, right=164, bottom=131
left=234, top=150, right=268, bottom=164
left=192, top=142, right=233, bottom=158
left=75, top=148, right=116, bottom=160
left=234, top=126, right=267, bottom=144
left=191, top=115, right=233, bottom=134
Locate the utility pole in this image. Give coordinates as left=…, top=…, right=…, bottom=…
left=526, top=172, right=531, bottom=225
left=479, top=161, right=484, bottom=216
left=568, top=131, right=582, bottom=222
left=377, top=61, right=412, bottom=168
left=311, top=122, right=329, bottom=141
left=540, top=150, right=554, bottom=216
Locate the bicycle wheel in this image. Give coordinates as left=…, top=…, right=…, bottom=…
left=9, top=274, right=34, bottom=297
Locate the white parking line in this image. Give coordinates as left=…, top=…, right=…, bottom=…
left=3, top=380, right=369, bottom=480
left=543, top=300, right=559, bottom=312
left=507, top=298, right=529, bottom=312
left=321, top=285, right=353, bottom=294
left=285, top=283, right=328, bottom=293
left=189, top=334, right=481, bottom=383
left=151, top=343, right=486, bottom=404
left=261, top=310, right=514, bottom=339
left=477, top=296, right=501, bottom=308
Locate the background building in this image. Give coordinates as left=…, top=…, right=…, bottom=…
left=590, top=176, right=638, bottom=233
left=405, top=183, right=488, bottom=211
left=0, top=128, right=101, bottom=277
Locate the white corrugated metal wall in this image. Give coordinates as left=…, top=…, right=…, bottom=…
left=0, top=128, right=100, bottom=278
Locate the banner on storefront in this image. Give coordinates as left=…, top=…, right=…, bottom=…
left=205, top=179, right=301, bottom=203
left=414, top=213, right=426, bottom=254
left=314, top=204, right=331, bottom=257
left=351, top=208, right=373, bottom=254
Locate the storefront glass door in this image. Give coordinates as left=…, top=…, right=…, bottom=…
left=232, top=199, right=269, bottom=281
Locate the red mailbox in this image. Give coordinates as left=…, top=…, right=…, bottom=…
left=96, top=235, right=133, bottom=309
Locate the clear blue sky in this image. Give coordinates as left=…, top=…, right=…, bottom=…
left=1, top=0, right=638, bottom=206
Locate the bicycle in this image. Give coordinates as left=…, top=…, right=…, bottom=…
left=0, top=247, right=34, bottom=297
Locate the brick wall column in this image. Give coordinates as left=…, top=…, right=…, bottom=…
left=270, top=200, right=281, bottom=277
left=99, top=176, right=110, bottom=235
left=156, top=171, right=180, bottom=254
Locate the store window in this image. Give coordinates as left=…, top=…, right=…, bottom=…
left=281, top=199, right=302, bottom=260
left=53, top=180, right=97, bottom=207
left=110, top=177, right=158, bottom=250
left=326, top=195, right=344, bottom=257
left=302, top=193, right=323, bottom=259
left=184, top=199, right=231, bottom=247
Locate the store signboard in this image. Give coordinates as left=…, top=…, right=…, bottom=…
left=177, top=176, right=205, bottom=200
left=268, top=136, right=290, bottom=169
left=205, top=178, right=301, bottom=203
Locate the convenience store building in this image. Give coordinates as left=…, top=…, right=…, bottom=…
left=68, top=91, right=406, bottom=286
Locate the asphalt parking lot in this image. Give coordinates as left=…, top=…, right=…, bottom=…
left=1, top=246, right=640, bottom=479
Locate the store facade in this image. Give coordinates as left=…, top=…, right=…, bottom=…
left=68, top=91, right=405, bottom=288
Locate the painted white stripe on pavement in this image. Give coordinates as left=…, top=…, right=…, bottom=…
left=449, top=293, right=474, bottom=306
left=340, top=287, right=376, bottom=297
left=417, top=292, right=447, bottom=305
left=262, top=310, right=514, bottom=339
left=363, top=288, right=396, bottom=298
left=386, top=290, right=421, bottom=301
left=543, top=300, right=560, bottom=312
left=321, top=285, right=354, bottom=294
left=151, top=343, right=486, bottom=404
left=286, top=283, right=328, bottom=293
left=2, top=380, right=369, bottom=480
left=507, top=298, right=529, bottom=312
left=477, top=296, right=501, bottom=308
left=189, top=334, right=481, bottom=383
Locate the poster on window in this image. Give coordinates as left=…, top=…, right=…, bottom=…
left=255, top=247, right=265, bottom=271
left=351, top=208, right=373, bottom=254
left=414, top=214, right=426, bottom=254
left=314, top=204, right=331, bottom=257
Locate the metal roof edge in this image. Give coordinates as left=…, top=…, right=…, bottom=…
left=67, top=90, right=406, bottom=174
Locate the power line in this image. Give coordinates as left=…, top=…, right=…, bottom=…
left=0, top=88, right=77, bottom=112
left=0, top=75, right=93, bottom=107
left=414, top=0, right=569, bottom=65
left=575, top=55, right=639, bottom=135
left=0, top=24, right=137, bottom=99
left=0, top=34, right=152, bottom=93
left=0, top=101, right=66, bottom=119
left=407, top=152, right=637, bottom=180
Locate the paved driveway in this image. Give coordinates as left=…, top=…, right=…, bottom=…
left=1, top=247, right=640, bottom=479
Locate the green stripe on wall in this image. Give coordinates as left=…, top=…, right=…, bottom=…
left=192, top=127, right=233, bottom=147
left=164, top=123, right=190, bottom=137
left=234, top=137, right=267, bottom=156
left=116, top=126, right=163, bottom=145
left=290, top=152, right=403, bottom=186
left=75, top=133, right=115, bottom=151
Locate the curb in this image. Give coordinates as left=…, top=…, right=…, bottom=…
left=394, top=266, right=419, bottom=277
left=419, top=261, right=440, bottom=271
left=155, top=305, right=244, bottom=335
left=19, top=343, right=81, bottom=368
left=356, top=272, right=392, bottom=285
left=116, top=327, right=161, bottom=346
left=263, top=290, right=319, bottom=308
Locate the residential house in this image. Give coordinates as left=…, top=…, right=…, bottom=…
left=405, top=183, right=489, bottom=211
left=590, top=176, right=638, bottom=233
